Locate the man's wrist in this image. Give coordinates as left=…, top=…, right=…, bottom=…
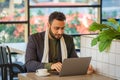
left=44, top=63, right=53, bottom=70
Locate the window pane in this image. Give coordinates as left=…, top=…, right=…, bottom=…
left=30, top=7, right=98, bottom=35
left=30, top=0, right=100, bottom=6
left=102, top=0, right=120, bottom=19
left=102, top=20, right=120, bottom=29
left=0, top=24, right=26, bottom=43
left=0, top=0, right=27, bottom=22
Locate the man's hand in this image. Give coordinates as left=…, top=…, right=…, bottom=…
left=87, top=65, right=94, bottom=74
left=51, top=62, right=62, bottom=72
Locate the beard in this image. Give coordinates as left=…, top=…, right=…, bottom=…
left=49, top=28, right=63, bottom=39
left=54, top=34, right=62, bottom=39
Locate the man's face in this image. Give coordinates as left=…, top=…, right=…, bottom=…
left=48, top=19, right=65, bottom=39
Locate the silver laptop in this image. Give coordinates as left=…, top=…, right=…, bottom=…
left=59, top=57, right=91, bottom=76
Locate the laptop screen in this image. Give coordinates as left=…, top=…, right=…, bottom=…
left=59, top=57, right=91, bottom=76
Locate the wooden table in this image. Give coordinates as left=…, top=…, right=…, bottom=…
left=18, top=73, right=115, bottom=80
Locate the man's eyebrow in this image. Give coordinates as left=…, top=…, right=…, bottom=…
left=55, top=26, right=65, bottom=28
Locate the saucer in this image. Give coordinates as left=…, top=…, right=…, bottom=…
left=35, top=72, right=50, bottom=77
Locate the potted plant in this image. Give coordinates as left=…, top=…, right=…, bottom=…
left=89, top=18, right=120, bottom=52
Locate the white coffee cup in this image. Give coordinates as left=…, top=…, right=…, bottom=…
left=36, top=69, right=48, bottom=75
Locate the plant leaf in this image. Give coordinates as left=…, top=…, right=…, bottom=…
left=107, top=18, right=118, bottom=24
left=99, top=29, right=116, bottom=40
left=118, top=26, right=120, bottom=32
left=99, top=40, right=112, bottom=52
left=89, top=18, right=120, bottom=52
left=89, top=22, right=99, bottom=31
left=89, top=22, right=109, bottom=31
left=91, top=37, right=99, bottom=46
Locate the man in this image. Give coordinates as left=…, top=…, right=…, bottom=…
left=25, top=11, right=93, bottom=73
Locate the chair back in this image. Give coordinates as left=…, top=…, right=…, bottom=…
left=1, top=46, right=12, bottom=64
left=0, top=46, right=8, bottom=80
left=0, top=46, right=3, bottom=64
left=0, top=45, right=25, bottom=80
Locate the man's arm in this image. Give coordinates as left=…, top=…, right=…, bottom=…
left=25, top=34, right=58, bottom=72
left=25, top=35, right=45, bottom=72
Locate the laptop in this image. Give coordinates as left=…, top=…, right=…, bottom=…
left=59, top=57, right=91, bottom=76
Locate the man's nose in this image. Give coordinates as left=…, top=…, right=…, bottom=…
left=58, top=29, right=63, bottom=34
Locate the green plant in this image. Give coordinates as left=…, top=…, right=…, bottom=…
left=89, top=18, right=120, bottom=52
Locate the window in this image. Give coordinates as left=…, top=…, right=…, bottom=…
left=0, top=0, right=101, bottom=51
left=29, top=0, right=101, bottom=50
left=0, top=24, right=26, bottom=43
left=30, top=0, right=99, bottom=6
left=0, top=0, right=28, bottom=51
left=102, top=0, right=120, bottom=21
left=0, top=0, right=27, bottom=22
left=30, top=7, right=98, bottom=35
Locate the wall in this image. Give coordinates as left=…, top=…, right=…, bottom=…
left=80, top=35, right=120, bottom=80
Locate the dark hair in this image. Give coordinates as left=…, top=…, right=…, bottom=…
left=48, top=11, right=66, bottom=25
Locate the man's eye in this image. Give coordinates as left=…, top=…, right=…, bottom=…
left=55, top=27, right=59, bottom=30
left=61, top=27, right=64, bottom=30
left=54, top=27, right=64, bottom=30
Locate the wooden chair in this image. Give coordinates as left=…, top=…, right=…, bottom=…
left=0, top=45, right=25, bottom=80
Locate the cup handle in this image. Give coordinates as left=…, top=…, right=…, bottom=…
left=36, top=70, right=39, bottom=73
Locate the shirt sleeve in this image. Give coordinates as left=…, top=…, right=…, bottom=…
left=44, top=63, right=52, bottom=70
